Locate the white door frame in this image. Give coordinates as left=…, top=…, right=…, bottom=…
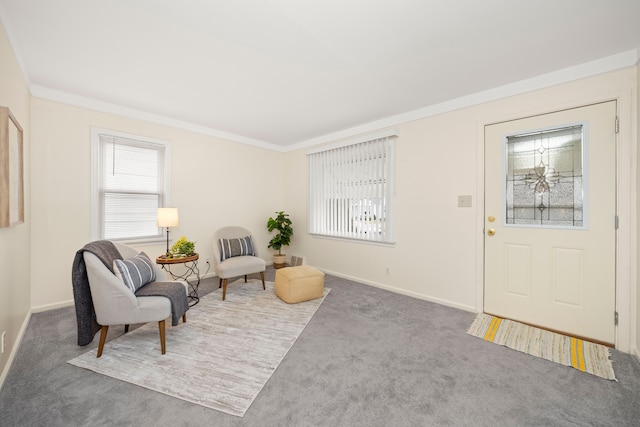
left=475, top=90, right=636, bottom=353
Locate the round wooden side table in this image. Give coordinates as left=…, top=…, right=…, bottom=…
left=156, top=254, right=201, bottom=306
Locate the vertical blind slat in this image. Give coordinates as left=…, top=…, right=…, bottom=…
left=308, top=135, right=395, bottom=243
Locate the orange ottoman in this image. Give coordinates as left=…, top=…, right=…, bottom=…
left=275, top=266, right=325, bottom=303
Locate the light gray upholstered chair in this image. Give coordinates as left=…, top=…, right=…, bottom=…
left=83, top=242, right=188, bottom=357
left=212, top=226, right=266, bottom=300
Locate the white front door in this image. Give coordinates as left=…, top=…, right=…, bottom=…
left=484, top=101, right=617, bottom=345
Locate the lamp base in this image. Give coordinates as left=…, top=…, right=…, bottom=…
left=166, top=227, right=171, bottom=257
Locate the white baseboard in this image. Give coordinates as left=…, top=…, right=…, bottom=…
left=318, top=268, right=477, bottom=313
left=0, top=310, right=32, bottom=393
left=633, top=347, right=640, bottom=364
left=31, top=299, right=74, bottom=313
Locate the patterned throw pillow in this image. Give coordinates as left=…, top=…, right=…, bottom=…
left=114, top=252, right=156, bottom=293
left=219, top=236, right=255, bottom=261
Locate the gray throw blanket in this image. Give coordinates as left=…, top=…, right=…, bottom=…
left=71, top=240, right=121, bottom=346
left=135, top=282, right=189, bottom=326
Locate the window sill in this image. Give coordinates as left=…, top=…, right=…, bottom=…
left=111, top=236, right=166, bottom=246
left=310, top=233, right=396, bottom=247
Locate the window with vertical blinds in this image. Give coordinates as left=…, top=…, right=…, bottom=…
left=91, top=128, right=169, bottom=241
left=308, top=132, right=396, bottom=243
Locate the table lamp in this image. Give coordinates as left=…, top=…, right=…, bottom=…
left=157, top=207, right=179, bottom=257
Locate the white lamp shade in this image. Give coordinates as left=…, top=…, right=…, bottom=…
left=157, top=208, right=179, bottom=227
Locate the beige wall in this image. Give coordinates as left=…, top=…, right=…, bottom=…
left=0, top=21, right=31, bottom=383
left=637, top=62, right=640, bottom=360
left=285, top=68, right=638, bottom=351
left=284, top=115, right=480, bottom=310
left=30, top=99, right=285, bottom=310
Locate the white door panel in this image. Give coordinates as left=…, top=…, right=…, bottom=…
left=484, top=101, right=616, bottom=344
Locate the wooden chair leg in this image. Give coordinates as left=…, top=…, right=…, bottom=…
left=260, top=271, right=265, bottom=290
left=222, top=278, right=228, bottom=301
left=158, top=320, right=166, bottom=355
left=97, top=325, right=108, bottom=358
left=244, top=274, right=248, bottom=282
left=182, top=313, right=187, bottom=323
left=218, top=278, right=222, bottom=289
left=124, top=324, right=129, bottom=333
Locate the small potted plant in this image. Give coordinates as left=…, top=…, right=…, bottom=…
left=170, top=236, right=196, bottom=257
left=267, top=211, right=293, bottom=269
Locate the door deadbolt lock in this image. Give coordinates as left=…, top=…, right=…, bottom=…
left=487, top=228, right=496, bottom=236
left=488, top=216, right=495, bottom=222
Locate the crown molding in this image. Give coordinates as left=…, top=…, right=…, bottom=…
left=27, top=49, right=638, bottom=154
left=29, top=85, right=286, bottom=152
left=285, top=49, right=638, bottom=152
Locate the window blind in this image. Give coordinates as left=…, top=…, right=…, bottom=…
left=308, top=135, right=395, bottom=243
left=99, top=135, right=165, bottom=240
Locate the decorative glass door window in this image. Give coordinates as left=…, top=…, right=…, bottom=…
left=505, top=124, right=585, bottom=227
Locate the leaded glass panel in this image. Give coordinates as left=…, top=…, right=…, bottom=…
left=505, top=125, right=584, bottom=227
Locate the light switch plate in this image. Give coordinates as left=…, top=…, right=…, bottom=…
left=458, top=195, right=472, bottom=207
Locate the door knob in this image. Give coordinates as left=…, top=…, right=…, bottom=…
left=487, top=228, right=495, bottom=236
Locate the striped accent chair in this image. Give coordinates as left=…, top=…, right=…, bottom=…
left=212, top=226, right=266, bottom=300
left=83, top=242, right=188, bottom=357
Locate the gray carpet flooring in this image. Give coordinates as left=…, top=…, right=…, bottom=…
left=1, top=268, right=639, bottom=426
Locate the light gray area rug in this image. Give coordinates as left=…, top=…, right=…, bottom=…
left=67, top=280, right=330, bottom=417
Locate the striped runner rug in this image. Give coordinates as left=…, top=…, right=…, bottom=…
left=467, top=313, right=616, bottom=380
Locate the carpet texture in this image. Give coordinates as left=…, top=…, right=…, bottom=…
left=4, top=272, right=640, bottom=426
left=467, top=312, right=616, bottom=380
left=67, top=279, right=330, bottom=416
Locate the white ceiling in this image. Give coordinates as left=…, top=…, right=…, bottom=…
left=1, top=0, right=639, bottom=150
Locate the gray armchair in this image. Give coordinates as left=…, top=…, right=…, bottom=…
left=212, top=226, right=266, bottom=300
left=83, top=242, right=188, bottom=357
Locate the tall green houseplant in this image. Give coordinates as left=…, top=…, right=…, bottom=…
left=267, top=211, right=293, bottom=255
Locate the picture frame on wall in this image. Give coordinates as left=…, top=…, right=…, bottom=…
left=0, top=106, right=24, bottom=227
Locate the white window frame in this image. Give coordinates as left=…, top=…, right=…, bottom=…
left=308, top=129, right=397, bottom=244
left=90, top=127, right=171, bottom=244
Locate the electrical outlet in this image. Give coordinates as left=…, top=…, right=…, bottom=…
left=1, top=331, right=5, bottom=354
left=385, top=267, right=390, bottom=275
